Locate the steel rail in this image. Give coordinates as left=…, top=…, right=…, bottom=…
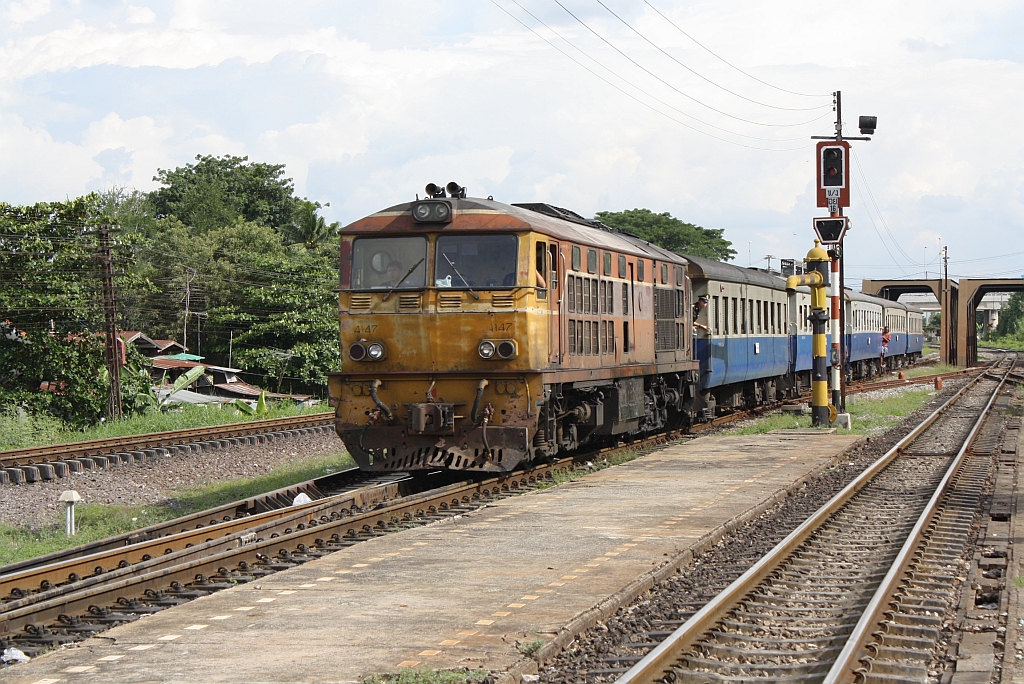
left=0, top=479, right=404, bottom=603
left=821, top=357, right=1015, bottom=684
left=0, top=412, right=334, bottom=466
left=614, top=359, right=1008, bottom=684
left=0, top=466, right=380, bottom=578
left=0, top=459, right=570, bottom=637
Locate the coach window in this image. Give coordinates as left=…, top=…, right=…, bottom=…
left=722, top=298, right=729, bottom=336
left=587, top=249, right=598, bottom=274
left=536, top=242, right=548, bottom=300
left=712, top=296, right=720, bottom=335
left=637, top=259, right=645, bottom=282
left=740, top=298, right=746, bottom=334
left=351, top=236, right=427, bottom=290
left=572, top=246, right=581, bottom=271
left=603, top=252, right=612, bottom=276
left=732, top=298, right=738, bottom=334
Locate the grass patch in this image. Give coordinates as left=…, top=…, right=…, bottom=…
left=536, top=446, right=642, bottom=489
left=517, top=639, right=545, bottom=656
left=0, top=402, right=325, bottom=451
left=0, top=450, right=354, bottom=566
left=724, top=388, right=936, bottom=437
left=903, top=363, right=958, bottom=378
left=980, top=338, right=1024, bottom=351
left=364, top=667, right=490, bottom=684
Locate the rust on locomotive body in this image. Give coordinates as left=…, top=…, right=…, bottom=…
left=327, top=192, right=700, bottom=473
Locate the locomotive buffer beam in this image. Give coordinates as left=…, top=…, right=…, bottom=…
left=342, top=425, right=531, bottom=473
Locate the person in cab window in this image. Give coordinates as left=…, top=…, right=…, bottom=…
left=693, top=295, right=710, bottom=333
left=382, top=261, right=405, bottom=288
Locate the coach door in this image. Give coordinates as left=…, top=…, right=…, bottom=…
left=549, top=242, right=563, bottom=364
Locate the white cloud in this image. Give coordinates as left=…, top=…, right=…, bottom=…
left=0, top=0, right=1019, bottom=276
left=3, top=0, right=50, bottom=24
left=125, top=5, right=156, bottom=25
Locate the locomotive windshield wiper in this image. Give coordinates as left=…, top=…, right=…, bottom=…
left=381, top=258, right=425, bottom=302
left=442, top=254, right=480, bottom=300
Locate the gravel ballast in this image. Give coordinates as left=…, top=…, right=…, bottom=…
left=538, top=378, right=970, bottom=683
left=0, top=432, right=349, bottom=530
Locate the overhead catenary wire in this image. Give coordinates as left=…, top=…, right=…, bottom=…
left=549, top=0, right=827, bottom=128
left=505, top=0, right=829, bottom=142
left=850, top=146, right=917, bottom=265
left=642, top=1, right=827, bottom=98
left=492, top=0, right=820, bottom=150
left=592, top=0, right=830, bottom=111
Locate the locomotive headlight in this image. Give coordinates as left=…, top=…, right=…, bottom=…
left=349, top=343, right=366, bottom=361
left=432, top=203, right=451, bottom=221
left=411, top=200, right=453, bottom=224
left=366, top=342, right=386, bottom=361
left=496, top=340, right=517, bottom=359
left=478, top=341, right=496, bottom=359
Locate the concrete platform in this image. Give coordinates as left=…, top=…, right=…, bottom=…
left=5, top=432, right=860, bottom=684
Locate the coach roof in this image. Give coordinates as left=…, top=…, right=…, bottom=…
left=683, top=253, right=787, bottom=290
left=351, top=197, right=688, bottom=266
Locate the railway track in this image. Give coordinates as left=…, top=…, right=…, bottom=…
left=611, top=354, right=1017, bottom=684
left=0, top=457, right=573, bottom=655
left=0, top=412, right=334, bottom=484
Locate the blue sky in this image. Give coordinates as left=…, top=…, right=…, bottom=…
left=1, top=0, right=1022, bottom=285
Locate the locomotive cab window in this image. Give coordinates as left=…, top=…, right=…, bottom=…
left=435, top=234, right=518, bottom=289
left=572, top=246, right=581, bottom=271
left=351, top=236, right=428, bottom=290
left=535, top=242, right=548, bottom=299
left=603, top=252, right=612, bottom=276
left=637, top=259, right=645, bottom=282
left=587, top=249, right=597, bottom=274
left=618, top=254, right=627, bottom=278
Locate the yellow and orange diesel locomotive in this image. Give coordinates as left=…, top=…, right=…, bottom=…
left=327, top=184, right=700, bottom=473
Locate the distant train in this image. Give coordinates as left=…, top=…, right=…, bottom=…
left=327, top=190, right=922, bottom=473
left=687, top=255, right=922, bottom=415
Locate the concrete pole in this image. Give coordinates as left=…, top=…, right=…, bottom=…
left=830, top=253, right=841, bottom=411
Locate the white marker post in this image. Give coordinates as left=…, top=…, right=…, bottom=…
left=60, top=490, right=83, bottom=536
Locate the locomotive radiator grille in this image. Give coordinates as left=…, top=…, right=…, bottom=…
left=349, top=294, right=371, bottom=311
left=398, top=293, right=421, bottom=310
left=491, top=293, right=515, bottom=308
left=438, top=293, right=463, bottom=309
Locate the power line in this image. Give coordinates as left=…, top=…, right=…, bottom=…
left=642, top=1, right=827, bottom=99
left=492, top=0, right=821, bottom=150
left=549, top=0, right=825, bottom=128
left=592, top=0, right=828, bottom=111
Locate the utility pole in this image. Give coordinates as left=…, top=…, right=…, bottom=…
left=194, top=312, right=208, bottom=357
left=764, top=254, right=775, bottom=272
left=180, top=267, right=196, bottom=352
left=98, top=224, right=123, bottom=421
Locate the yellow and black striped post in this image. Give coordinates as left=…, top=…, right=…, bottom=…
left=786, top=240, right=833, bottom=427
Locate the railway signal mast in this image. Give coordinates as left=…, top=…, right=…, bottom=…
left=811, top=91, right=875, bottom=421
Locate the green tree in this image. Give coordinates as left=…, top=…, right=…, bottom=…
left=595, top=209, right=736, bottom=261
left=150, top=154, right=298, bottom=232
left=285, top=200, right=340, bottom=249
left=0, top=196, right=102, bottom=334
left=997, top=292, right=1024, bottom=338
left=0, top=330, right=152, bottom=427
